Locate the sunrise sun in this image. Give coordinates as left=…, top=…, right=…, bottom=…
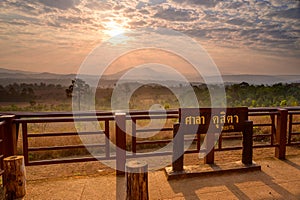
left=104, top=21, right=126, bottom=37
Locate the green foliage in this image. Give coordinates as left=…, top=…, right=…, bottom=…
left=223, top=82, right=300, bottom=107
left=164, top=103, right=170, bottom=109
left=0, top=83, right=35, bottom=102
left=1, top=82, right=300, bottom=112
left=280, top=100, right=287, bottom=107
left=66, top=79, right=92, bottom=110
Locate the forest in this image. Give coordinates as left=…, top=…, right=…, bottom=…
left=0, top=81, right=300, bottom=111
left=194, top=82, right=300, bottom=107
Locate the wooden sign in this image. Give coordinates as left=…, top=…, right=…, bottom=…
left=179, top=107, right=248, bottom=134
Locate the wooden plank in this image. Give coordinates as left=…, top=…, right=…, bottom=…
left=28, top=144, right=106, bottom=151
left=179, top=107, right=248, bottom=134
left=14, top=116, right=114, bottom=123
left=28, top=156, right=107, bottom=166
left=136, top=128, right=173, bottom=133
left=136, top=139, right=172, bottom=145
left=27, top=131, right=104, bottom=137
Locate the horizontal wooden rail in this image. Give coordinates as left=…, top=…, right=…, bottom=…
left=29, top=156, right=108, bottom=166
left=253, top=134, right=272, bottom=138
left=28, top=131, right=104, bottom=137
left=28, top=144, right=106, bottom=151
left=253, top=123, right=273, bottom=127
left=136, top=139, right=172, bottom=145
left=248, top=112, right=278, bottom=116
left=3, top=109, right=178, bottom=118
left=130, top=115, right=178, bottom=120
left=289, top=142, right=300, bottom=145
left=128, top=151, right=172, bottom=158
left=14, top=117, right=114, bottom=123
left=290, top=132, right=300, bottom=135
left=221, top=135, right=243, bottom=139
left=136, top=128, right=173, bottom=133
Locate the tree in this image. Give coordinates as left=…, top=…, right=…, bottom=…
left=66, top=79, right=91, bottom=110
left=280, top=100, right=287, bottom=107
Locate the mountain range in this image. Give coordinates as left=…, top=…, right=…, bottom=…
left=0, top=67, right=299, bottom=87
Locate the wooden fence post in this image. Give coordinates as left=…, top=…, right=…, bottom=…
left=115, top=113, right=126, bottom=176
left=1, top=115, right=17, bottom=158
left=275, top=109, right=287, bottom=159
left=172, top=123, right=184, bottom=172
left=126, top=161, right=148, bottom=200
left=242, top=121, right=253, bottom=165
left=4, top=156, right=26, bottom=200
left=204, top=132, right=215, bottom=164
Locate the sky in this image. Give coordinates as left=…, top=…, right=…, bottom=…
left=0, top=0, right=299, bottom=75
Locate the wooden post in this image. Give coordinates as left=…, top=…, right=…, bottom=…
left=4, top=156, right=26, bottom=200
left=126, top=161, right=148, bottom=200
left=21, top=123, right=29, bottom=166
left=1, top=115, right=17, bottom=158
left=172, top=123, right=184, bottom=172
left=105, top=120, right=110, bottom=159
left=275, top=109, right=287, bottom=159
left=204, top=132, right=215, bottom=164
left=242, top=121, right=253, bottom=165
left=115, top=113, right=126, bottom=176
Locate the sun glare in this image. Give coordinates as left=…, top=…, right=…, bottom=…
left=104, top=21, right=126, bottom=37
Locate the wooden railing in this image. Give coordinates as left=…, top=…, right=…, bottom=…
left=0, top=107, right=299, bottom=167
left=17, top=115, right=114, bottom=166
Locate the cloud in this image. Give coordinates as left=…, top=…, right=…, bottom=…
left=274, top=7, right=300, bottom=19
left=153, top=6, right=198, bottom=21
left=38, top=0, right=80, bottom=10
left=226, top=18, right=254, bottom=27
left=173, top=0, right=219, bottom=8
left=128, top=20, right=147, bottom=27
left=0, top=0, right=299, bottom=74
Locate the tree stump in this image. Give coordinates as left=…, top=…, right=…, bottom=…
left=4, top=156, right=26, bottom=200
left=126, top=161, right=148, bottom=200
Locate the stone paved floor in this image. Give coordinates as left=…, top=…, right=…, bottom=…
left=24, top=155, right=300, bottom=200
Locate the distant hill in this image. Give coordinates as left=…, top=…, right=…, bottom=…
left=0, top=68, right=39, bottom=74
left=210, top=75, right=300, bottom=85
left=0, top=68, right=75, bottom=86
left=0, top=67, right=299, bottom=86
